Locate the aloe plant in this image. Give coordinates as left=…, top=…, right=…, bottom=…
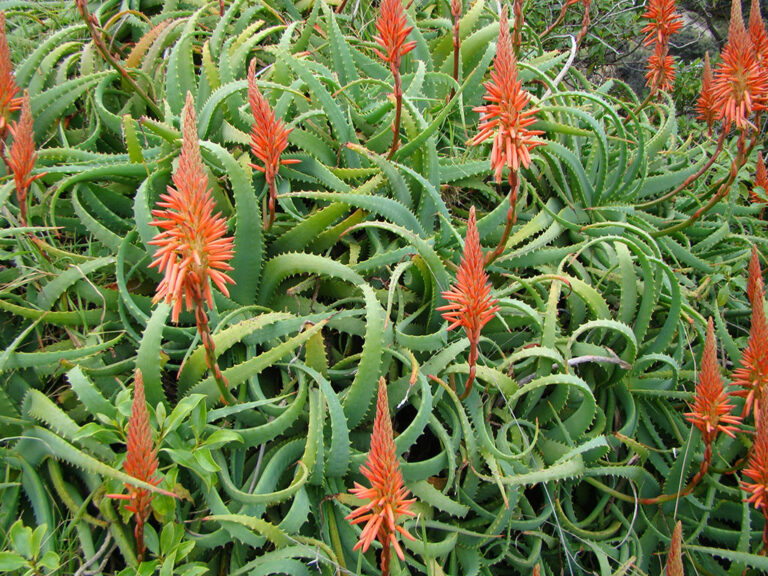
left=1, top=1, right=768, bottom=575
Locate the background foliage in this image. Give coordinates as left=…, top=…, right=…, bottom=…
left=0, top=0, right=767, bottom=575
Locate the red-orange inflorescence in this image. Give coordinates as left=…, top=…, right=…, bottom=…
left=437, top=207, right=499, bottom=398
left=0, top=12, right=20, bottom=139
left=107, top=371, right=160, bottom=560
left=712, top=0, right=768, bottom=131
left=696, top=52, right=718, bottom=131
left=743, top=393, right=768, bottom=515
left=248, top=60, right=298, bottom=229
left=469, top=7, right=543, bottom=183
left=149, top=93, right=235, bottom=324
left=751, top=151, right=768, bottom=205
left=7, top=95, right=43, bottom=226
left=641, top=0, right=681, bottom=93
left=684, top=317, right=742, bottom=444
left=373, top=0, right=416, bottom=72
left=346, top=378, right=415, bottom=575
left=645, top=45, right=677, bottom=94
left=733, top=246, right=768, bottom=418
left=749, top=0, right=768, bottom=70
left=665, top=521, right=684, bottom=576
left=640, top=0, right=683, bottom=47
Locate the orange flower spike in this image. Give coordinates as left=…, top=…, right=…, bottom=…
left=640, top=0, right=683, bottom=48
left=107, top=371, right=160, bottom=560
left=469, top=7, right=543, bottom=182
left=665, top=521, right=684, bottom=576
left=0, top=12, right=20, bottom=139
left=247, top=60, right=298, bottom=229
left=684, top=318, right=742, bottom=444
left=742, top=396, right=768, bottom=516
left=733, top=247, right=768, bottom=418
left=646, top=44, right=677, bottom=93
left=346, top=378, right=416, bottom=575
left=373, top=0, right=416, bottom=72
left=437, top=207, right=500, bottom=398
left=712, top=0, right=768, bottom=131
left=749, top=0, right=768, bottom=68
left=752, top=151, right=768, bottom=205
left=149, top=93, right=235, bottom=323
left=7, top=95, right=44, bottom=226
left=696, top=52, right=718, bottom=131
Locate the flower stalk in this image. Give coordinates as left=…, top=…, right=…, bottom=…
left=346, top=378, right=416, bottom=576
left=106, top=370, right=160, bottom=561
left=248, top=60, right=298, bottom=230
left=437, top=206, right=499, bottom=399
left=642, top=318, right=741, bottom=504
left=6, top=94, right=44, bottom=227
left=373, top=0, right=416, bottom=159
left=149, top=93, right=236, bottom=404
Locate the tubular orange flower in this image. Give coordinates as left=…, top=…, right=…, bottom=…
left=437, top=206, right=499, bottom=399
left=149, top=93, right=235, bottom=324
left=374, top=0, right=416, bottom=158
left=373, top=0, right=416, bottom=72
left=469, top=7, right=543, bottom=183
left=346, top=378, right=416, bottom=576
left=712, top=0, right=768, bottom=131
left=0, top=12, right=20, bottom=140
left=645, top=44, right=676, bottom=93
left=752, top=152, right=768, bottom=204
left=733, top=246, right=768, bottom=418
left=749, top=0, right=768, bottom=68
left=696, top=52, right=718, bottom=131
left=665, top=521, right=684, bottom=576
left=742, top=396, right=768, bottom=518
left=248, top=59, right=298, bottom=230
left=107, top=370, right=160, bottom=561
left=684, top=317, right=742, bottom=444
left=7, top=94, right=44, bottom=226
left=640, top=0, right=683, bottom=48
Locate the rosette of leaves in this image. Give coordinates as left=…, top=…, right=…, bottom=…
left=1, top=1, right=768, bottom=575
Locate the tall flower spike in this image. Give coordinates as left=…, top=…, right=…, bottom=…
left=645, top=43, right=676, bottom=93
left=149, top=92, right=235, bottom=324
left=696, top=52, right=718, bottom=132
left=469, top=7, right=543, bottom=183
left=107, top=371, right=160, bottom=561
left=248, top=60, right=298, bottom=230
left=749, top=0, right=768, bottom=69
left=665, top=521, right=684, bottom=576
left=7, top=94, right=44, bottom=226
left=742, top=394, right=768, bottom=522
left=373, top=0, right=416, bottom=71
left=346, top=378, right=416, bottom=576
left=712, top=0, right=768, bottom=131
left=640, top=0, right=683, bottom=48
left=733, top=246, right=768, bottom=418
left=684, top=318, right=742, bottom=444
left=752, top=152, right=768, bottom=205
left=0, top=12, right=20, bottom=140
left=437, top=207, right=500, bottom=399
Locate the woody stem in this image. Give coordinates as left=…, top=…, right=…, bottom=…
left=637, top=130, right=726, bottom=210
left=194, top=301, right=236, bottom=405
left=449, top=20, right=460, bottom=100
left=380, top=538, right=392, bottom=576
left=458, top=338, right=479, bottom=400
left=486, top=172, right=519, bottom=265
left=388, top=68, right=402, bottom=160
left=265, top=178, right=277, bottom=230
left=652, top=136, right=753, bottom=238
left=639, top=442, right=711, bottom=505
left=76, top=0, right=162, bottom=118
